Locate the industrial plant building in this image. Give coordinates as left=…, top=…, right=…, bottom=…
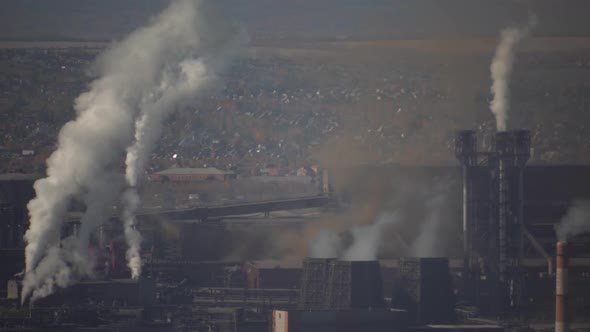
left=1, top=130, right=590, bottom=331
left=148, top=167, right=237, bottom=182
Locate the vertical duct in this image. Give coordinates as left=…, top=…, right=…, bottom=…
left=322, top=169, right=330, bottom=195
left=494, top=130, right=529, bottom=310
left=514, top=130, right=530, bottom=286
left=494, top=131, right=513, bottom=284
left=455, top=130, right=477, bottom=271
left=556, top=241, right=568, bottom=332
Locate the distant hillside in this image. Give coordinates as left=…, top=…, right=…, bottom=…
left=2, top=0, right=590, bottom=41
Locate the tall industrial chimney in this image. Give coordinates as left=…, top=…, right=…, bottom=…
left=556, top=241, right=568, bottom=332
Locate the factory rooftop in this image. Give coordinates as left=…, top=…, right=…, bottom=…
left=154, top=167, right=235, bottom=175
left=149, top=167, right=236, bottom=182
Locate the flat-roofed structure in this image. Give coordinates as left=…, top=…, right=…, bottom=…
left=148, top=167, right=236, bottom=182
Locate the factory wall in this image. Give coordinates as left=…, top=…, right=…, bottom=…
left=0, top=175, right=38, bottom=249
left=0, top=175, right=38, bottom=296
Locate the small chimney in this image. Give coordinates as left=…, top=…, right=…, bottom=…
left=556, top=241, right=568, bottom=332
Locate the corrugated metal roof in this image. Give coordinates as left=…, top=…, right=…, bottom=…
left=154, top=167, right=234, bottom=175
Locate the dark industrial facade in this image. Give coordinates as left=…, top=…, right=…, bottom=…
left=1, top=149, right=590, bottom=330
left=455, top=130, right=590, bottom=319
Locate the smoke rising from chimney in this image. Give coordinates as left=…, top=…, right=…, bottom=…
left=309, top=230, right=344, bottom=259
left=120, top=5, right=244, bottom=278
left=409, top=190, right=447, bottom=257
left=22, top=0, right=245, bottom=301
left=489, top=14, right=536, bottom=132
left=305, top=177, right=455, bottom=261
left=555, top=200, right=590, bottom=241
left=343, top=212, right=400, bottom=261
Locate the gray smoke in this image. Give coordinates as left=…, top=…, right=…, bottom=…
left=309, top=230, right=343, bottom=259
left=121, top=189, right=142, bottom=279
left=23, top=0, right=245, bottom=301
left=343, top=212, right=400, bottom=261
left=489, top=14, right=536, bottom=132
left=555, top=200, right=590, bottom=241
left=409, top=189, right=447, bottom=257
left=306, top=176, right=457, bottom=261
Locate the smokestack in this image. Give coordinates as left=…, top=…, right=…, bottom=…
left=489, top=15, right=536, bottom=132
left=555, top=200, right=590, bottom=241
left=556, top=241, right=568, bottom=332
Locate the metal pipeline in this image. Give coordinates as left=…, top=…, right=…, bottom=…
left=524, top=227, right=552, bottom=274
left=462, top=165, right=471, bottom=268
left=556, top=241, right=568, bottom=332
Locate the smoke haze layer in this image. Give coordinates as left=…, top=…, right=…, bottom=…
left=309, top=230, right=344, bottom=259
left=555, top=200, right=590, bottom=241
left=23, top=0, right=245, bottom=301
left=489, top=15, right=536, bottom=132
left=304, top=172, right=457, bottom=261
left=342, top=212, right=400, bottom=261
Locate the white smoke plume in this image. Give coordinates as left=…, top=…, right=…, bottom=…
left=409, top=191, right=446, bottom=257
left=23, top=0, right=245, bottom=301
left=305, top=176, right=456, bottom=261
left=120, top=2, right=244, bottom=279
left=555, top=200, right=590, bottom=241
left=489, top=14, right=536, bottom=132
left=122, top=189, right=142, bottom=279
left=309, top=230, right=343, bottom=259
left=343, top=212, right=400, bottom=261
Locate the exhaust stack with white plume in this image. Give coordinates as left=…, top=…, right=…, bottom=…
left=555, top=200, right=590, bottom=241
left=22, top=0, right=245, bottom=302
left=342, top=212, right=400, bottom=261
left=489, top=14, right=536, bottom=132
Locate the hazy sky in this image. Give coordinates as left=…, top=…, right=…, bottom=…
left=1, top=0, right=590, bottom=41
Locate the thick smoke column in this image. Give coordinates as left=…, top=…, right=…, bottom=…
left=489, top=15, right=536, bottom=132
left=555, top=200, right=590, bottom=241
left=122, top=190, right=142, bottom=279
left=23, top=0, right=245, bottom=301
left=121, top=3, right=244, bottom=278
